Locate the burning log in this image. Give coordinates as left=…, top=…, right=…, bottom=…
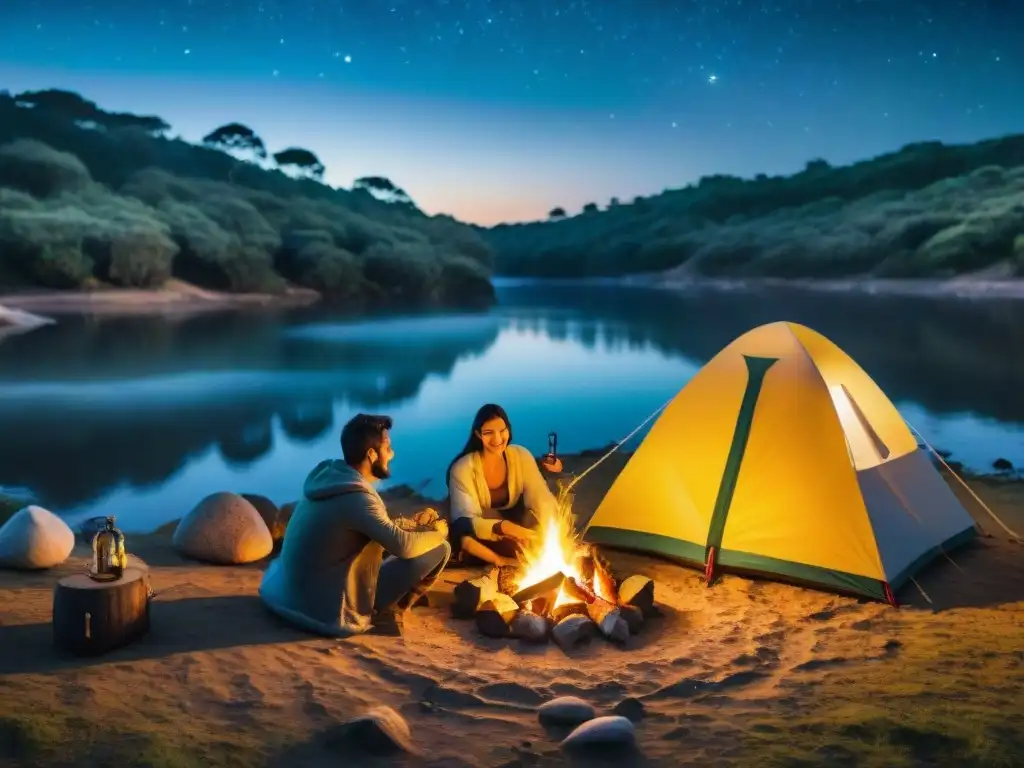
left=452, top=572, right=498, bottom=619
left=476, top=594, right=520, bottom=638
left=593, top=554, right=619, bottom=601
left=497, top=565, right=520, bottom=596
left=563, top=576, right=597, bottom=604
left=617, top=575, right=655, bottom=618
left=510, top=610, right=549, bottom=643
left=512, top=572, right=565, bottom=605
left=527, top=596, right=551, bottom=616
left=551, top=614, right=598, bottom=651
left=586, top=600, right=630, bottom=644
left=550, top=601, right=588, bottom=624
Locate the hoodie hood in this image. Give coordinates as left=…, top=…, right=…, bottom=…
left=302, top=459, right=374, bottom=501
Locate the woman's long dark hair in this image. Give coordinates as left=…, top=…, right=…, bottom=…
left=446, top=403, right=513, bottom=490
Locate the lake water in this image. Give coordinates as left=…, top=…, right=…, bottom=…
left=1, top=280, right=1022, bottom=532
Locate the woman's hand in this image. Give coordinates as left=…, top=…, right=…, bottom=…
left=540, top=455, right=563, bottom=474
left=496, top=520, right=536, bottom=544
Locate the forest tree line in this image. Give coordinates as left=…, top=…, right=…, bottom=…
left=0, top=88, right=495, bottom=309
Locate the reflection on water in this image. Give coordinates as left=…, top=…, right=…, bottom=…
left=0, top=282, right=1021, bottom=531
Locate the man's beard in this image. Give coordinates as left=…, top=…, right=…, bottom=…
left=371, top=458, right=391, bottom=479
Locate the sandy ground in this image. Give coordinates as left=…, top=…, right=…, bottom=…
left=0, top=453, right=1022, bottom=767
left=0, top=279, right=320, bottom=323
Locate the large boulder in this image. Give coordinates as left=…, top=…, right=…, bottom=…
left=0, top=505, right=75, bottom=569
left=172, top=492, right=273, bottom=565
left=241, top=493, right=293, bottom=550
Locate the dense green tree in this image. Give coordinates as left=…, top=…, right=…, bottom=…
left=202, top=123, right=268, bottom=160
left=273, top=147, right=325, bottom=180
left=354, top=175, right=414, bottom=205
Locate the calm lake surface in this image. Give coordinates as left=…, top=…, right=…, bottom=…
left=1, top=280, right=1022, bottom=532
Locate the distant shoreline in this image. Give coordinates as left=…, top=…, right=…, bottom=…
left=0, top=279, right=322, bottom=329
left=495, top=271, right=1024, bottom=301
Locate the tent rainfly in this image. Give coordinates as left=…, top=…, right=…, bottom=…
left=583, top=321, right=978, bottom=604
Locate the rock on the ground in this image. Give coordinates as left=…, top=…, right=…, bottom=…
left=587, top=600, right=630, bottom=644
left=0, top=304, right=54, bottom=331
left=241, top=493, right=291, bottom=547
left=617, top=575, right=656, bottom=617
left=551, top=614, right=598, bottom=651
left=510, top=609, right=548, bottom=643
left=992, top=457, right=1014, bottom=471
left=0, top=505, right=75, bottom=569
left=612, top=697, right=646, bottom=722
left=172, top=492, right=273, bottom=565
left=330, top=706, right=417, bottom=756
left=538, top=696, right=596, bottom=727
left=561, top=715, right=636, bottom=751
left=618, top=604, right=644, bottom=633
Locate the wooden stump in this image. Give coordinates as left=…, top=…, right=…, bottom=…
left=52, top=566, right=151, bottom=656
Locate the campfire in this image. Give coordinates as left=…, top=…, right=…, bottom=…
left=451, top=490, right=657, bottom=649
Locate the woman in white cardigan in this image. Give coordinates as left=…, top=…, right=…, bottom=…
left=446, top=403, right=563, bottom=567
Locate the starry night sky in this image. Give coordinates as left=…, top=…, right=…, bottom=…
left=0, top=1, right=1021, bottom=224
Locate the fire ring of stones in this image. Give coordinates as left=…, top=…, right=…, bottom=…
left=450, top=545, right=658, bottom=650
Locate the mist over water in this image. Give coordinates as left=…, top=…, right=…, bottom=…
left=1, top=281, right=1021, bottom=532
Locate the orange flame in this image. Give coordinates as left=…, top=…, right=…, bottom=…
left=515, top=487, right=614, bottom=607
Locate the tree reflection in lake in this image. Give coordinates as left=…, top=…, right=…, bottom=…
left=0, top=283, right=1020, bottom=531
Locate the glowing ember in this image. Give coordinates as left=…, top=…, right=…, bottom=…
left=515, top=491, right=615, bottom=608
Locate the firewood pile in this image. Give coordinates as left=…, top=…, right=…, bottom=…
left=451, top=547, right=658, bottom=650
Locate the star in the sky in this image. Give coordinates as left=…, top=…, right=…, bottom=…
left=708, top=74, right=718, bottom=83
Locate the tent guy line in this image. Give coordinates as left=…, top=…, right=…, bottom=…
left=905, top=420, right=1021, bottom=542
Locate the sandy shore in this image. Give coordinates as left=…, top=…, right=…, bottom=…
left=1, top=453, right=1022, bottom=767
left=651, top=275, right=1024, bottom=300
left=0, top=279, right=321, bottom=323
left=630, top=262, right=1024, bottom=301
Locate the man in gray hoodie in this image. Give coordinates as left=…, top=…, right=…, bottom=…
left=259, top=413, right=451, bottom=637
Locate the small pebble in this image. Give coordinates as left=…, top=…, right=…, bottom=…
left=333, top=705, right=417, bottom=755
left=613, top=696, right=646, bottom=721
left=560, top=715, right=636, bottom=751
left=538, top=696, right=596, bottom=726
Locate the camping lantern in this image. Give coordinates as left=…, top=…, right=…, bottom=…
left=89, top=517, right=127, bottom=582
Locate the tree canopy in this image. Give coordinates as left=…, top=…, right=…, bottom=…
left=354, top=176, right=414, bottom=205
left=273, top=147, right=325, bottom=180
left=202, top=123, right=267, bottom=160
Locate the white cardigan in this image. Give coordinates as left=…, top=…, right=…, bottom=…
left=448, top=444, right=559, bottom=525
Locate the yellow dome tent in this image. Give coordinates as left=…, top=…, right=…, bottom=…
left=583, top=321, right=978, bottom=604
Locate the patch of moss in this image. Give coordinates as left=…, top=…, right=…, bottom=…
left=0, top=713, right=62, bottom=761
left=0, top=710, right=275, bottom=768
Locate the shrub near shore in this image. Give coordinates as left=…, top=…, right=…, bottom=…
left=0, top=90, right=495, bottom=309
left=488, top=135, right=1024, bottom=279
